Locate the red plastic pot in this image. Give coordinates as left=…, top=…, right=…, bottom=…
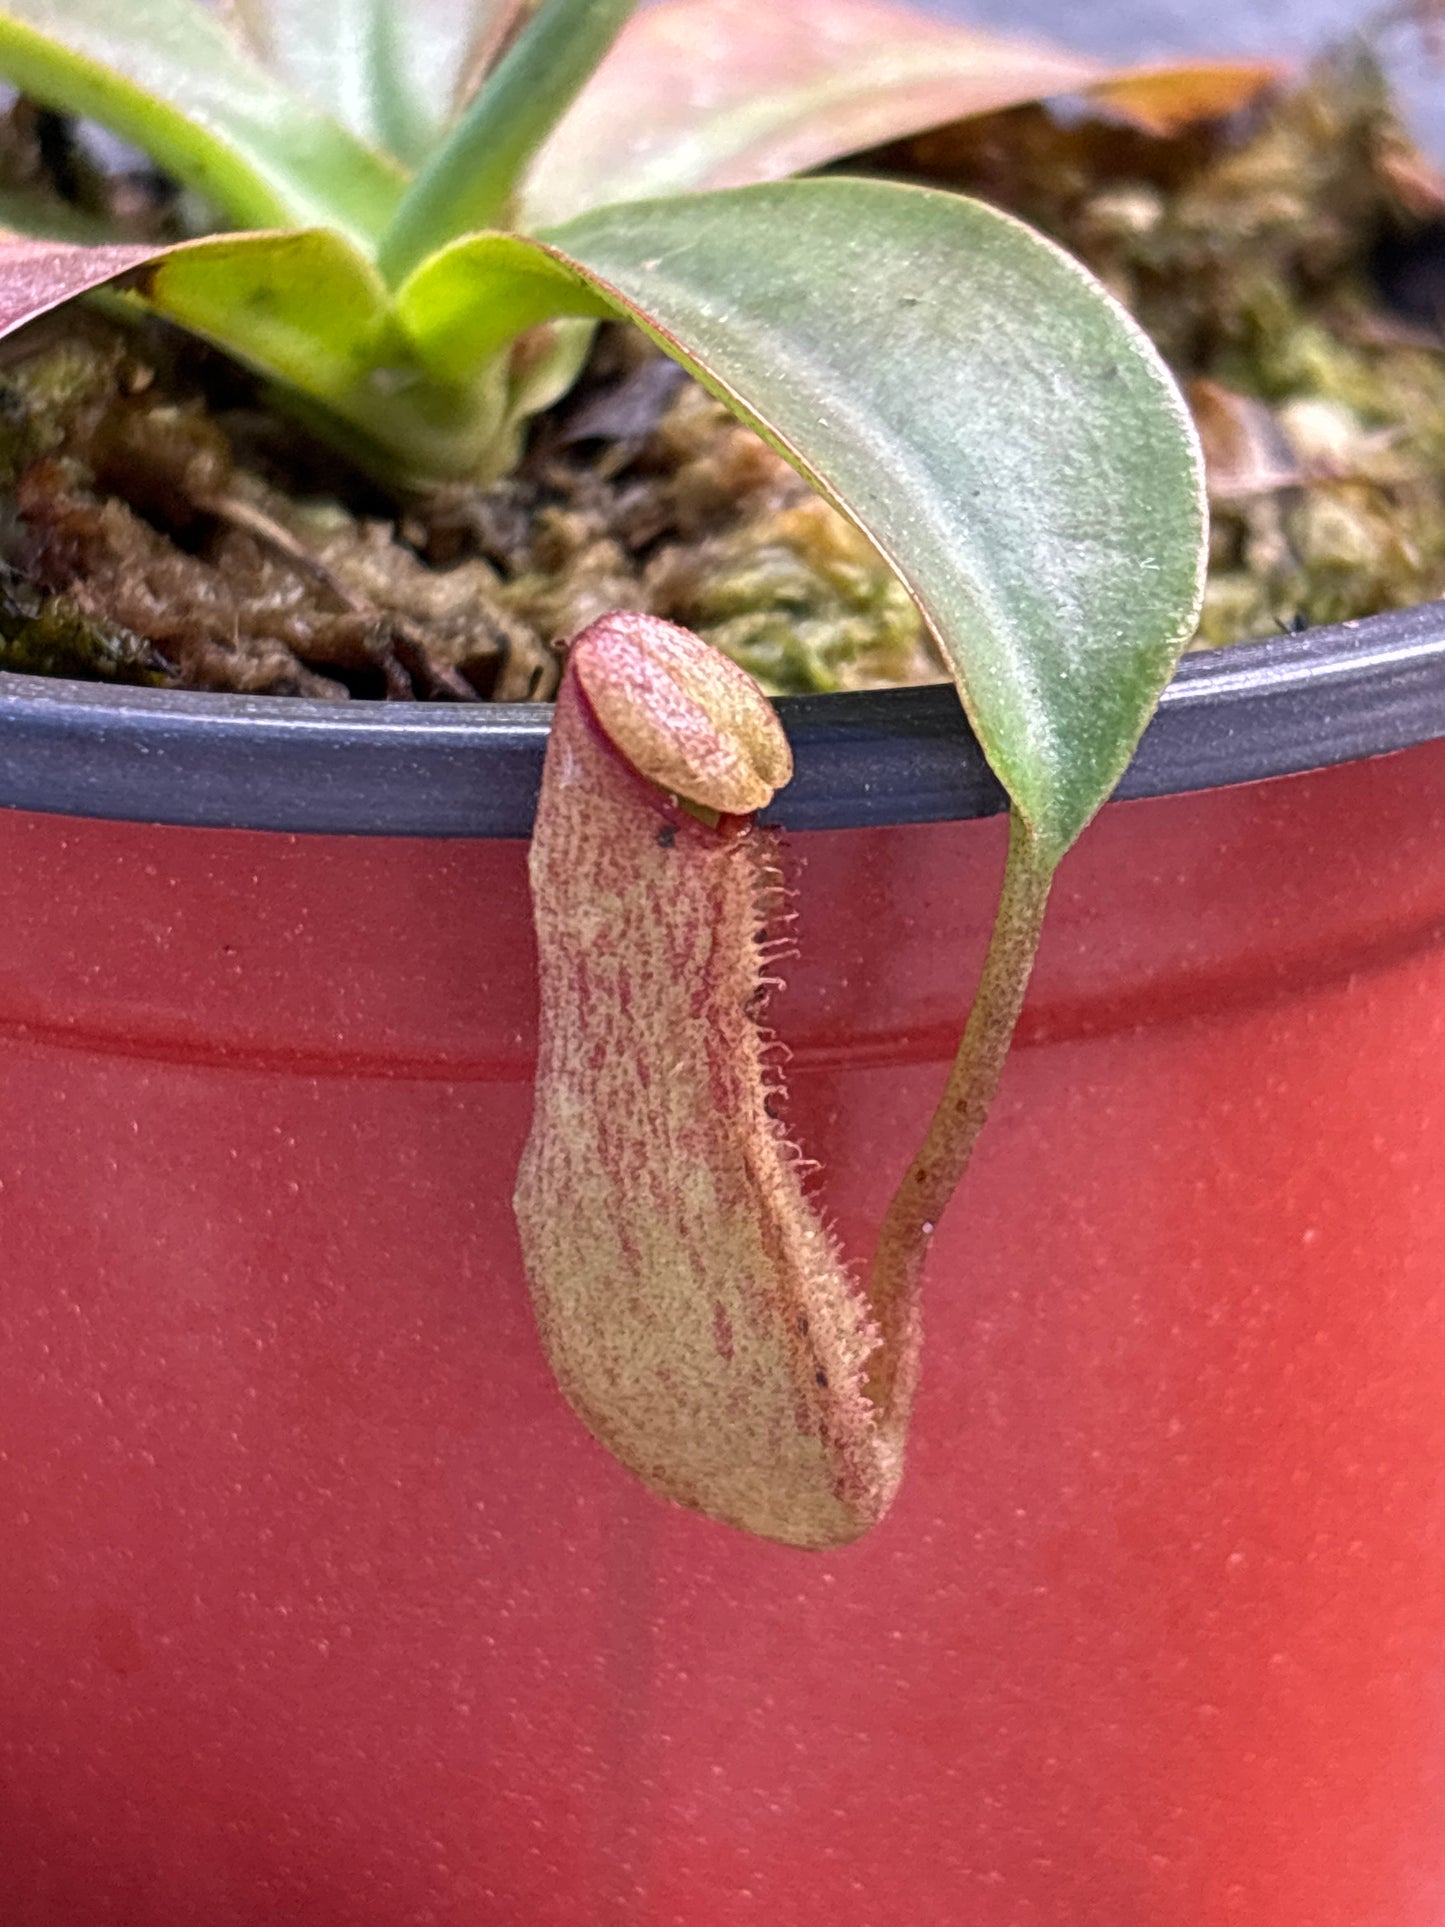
left=2, top=610, right=1445, bottom=1926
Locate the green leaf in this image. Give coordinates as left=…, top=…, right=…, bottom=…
left=138, top=229, right=393, bottom=409
left=395, top=230, right=612, bottom=381
left=401, top=178, right=1205, bottom=857
left=137, top=228, right=515, bottom=485
left=224, top=0, right=527, bottom=169
left=394, top=233, right=614, bottom=477
left=0, top=0, right=404, bottom=244
left=376, top=0, right=641, bottom=285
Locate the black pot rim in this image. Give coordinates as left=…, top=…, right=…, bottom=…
left=1, top=601, right=1443, bottom=837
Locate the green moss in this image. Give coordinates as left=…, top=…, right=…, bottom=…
left=0, top=330, right=126, bottom=485
left=662, top=502, right=934, bottom=696
left=0, top=579, right=171, bottom=682
left=887, top=49, right=1445, bottom=652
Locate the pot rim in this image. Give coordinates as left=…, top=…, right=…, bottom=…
left=0, top=601, right=1442, bottom=836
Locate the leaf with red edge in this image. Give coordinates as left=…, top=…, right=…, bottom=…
left=0, top=230, right=395, bottom=407
left=0, top=228, right=440, bottom=476
left=0, top=231, right=169, bottom=334
left=522, top=0, right=1092, bottom=226
left=1090, top=60, right=1287, bottom=137
left=520, top=0, right=1279, bottom=228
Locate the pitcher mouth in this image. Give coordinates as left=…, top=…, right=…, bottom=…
left=1, top=602, right=1444, bottom=838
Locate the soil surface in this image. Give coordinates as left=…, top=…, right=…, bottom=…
left=879, top=48, right=1445, bottom=651
left=0, top=52, right=1441, bottom=703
